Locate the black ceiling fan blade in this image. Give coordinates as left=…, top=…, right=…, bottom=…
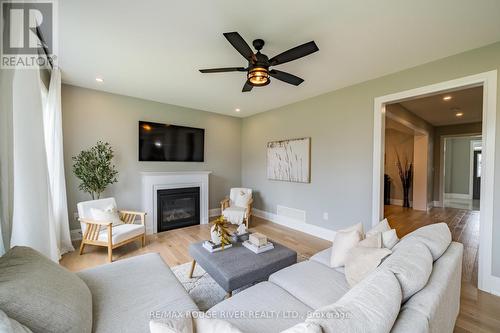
left=223, top=32, right=256, bottom=62
left=242, top=81, right=253, bottom=92
left=269, top=41, right=319, bottom=66
left=199, top=67, right=246, bottom=73
left=269, top=69, right=304, bottom=86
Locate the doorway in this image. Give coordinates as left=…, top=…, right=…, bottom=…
left=372, top=70, right=498, bottom=294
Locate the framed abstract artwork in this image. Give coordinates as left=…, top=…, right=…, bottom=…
left=267, top=137, right=311, bottom=183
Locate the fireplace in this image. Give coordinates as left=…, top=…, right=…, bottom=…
left=157, top=187, right=200, bottom=232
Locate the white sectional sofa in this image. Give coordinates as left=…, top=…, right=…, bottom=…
left=0, top=223, right=462, bottom=333
left=209, top=223, right=463, bottom=333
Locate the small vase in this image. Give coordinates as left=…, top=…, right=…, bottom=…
left=210, top=225, right=222, bottom=245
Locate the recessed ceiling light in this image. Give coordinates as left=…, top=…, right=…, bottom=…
left=95, top=77, right=104, bottom=83
left=235, top=108, right=241, bottom=112
left=455, top=112, right=464, bottom=117
left=443, top=95, right=452, bottom=101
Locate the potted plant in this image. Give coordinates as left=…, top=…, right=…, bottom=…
left=210, top=216, right=231, bottom=250
left=396, top=152, right=413, bottom=208
left=72, top=141, right=118, bottom=199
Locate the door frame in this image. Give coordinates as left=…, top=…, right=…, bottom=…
left=371, top=70, right=498, bottom=295
left=470, top=139, right=482, bottom=200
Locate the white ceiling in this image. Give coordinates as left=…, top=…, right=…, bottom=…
left=398, top=86, right=483, bottom=126
left=59, top=0, right=500, bottom=117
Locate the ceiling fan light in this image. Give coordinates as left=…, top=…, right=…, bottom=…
left=248, top=67, right=270, bottom=86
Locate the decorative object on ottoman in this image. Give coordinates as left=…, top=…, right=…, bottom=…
left=242, top=240, right=274, bottom=254
left=210, top=216, right=231, bottom=250
left=236, top=224, right=249, bottom=241
left=249, top=232, right=267, bottom=246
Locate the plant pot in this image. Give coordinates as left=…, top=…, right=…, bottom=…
left=210, top=225, right=222, bottom=245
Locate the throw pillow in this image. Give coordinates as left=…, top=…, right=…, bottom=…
left=344, top=246, right=392, bottom=287
left=234, top=190, right=251, bottom=208
left=366, top=218, right=391, bottom=238
left=358, top=232, right=382, bottom=248
left=0, top=246, right=92, bottom=333
left=330, top=227, right=362, bottom=268
left=91, top=205, right=123, bottom=227
left=382, top=229, right=399, bottom=249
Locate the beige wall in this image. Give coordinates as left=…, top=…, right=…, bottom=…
left=384, top=128, right=414, bottom=202
left=241, top=42, right=500, bottom=277
left=62, top=85, right=242, bottom=229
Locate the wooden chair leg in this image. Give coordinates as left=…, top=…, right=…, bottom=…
left=79, top=241, right=86, bottom=255
left=141, top=234, right=146, bottom=247
left=107, top=245, right=113, bottom=263
left=188, top=260, right=196, bottom=278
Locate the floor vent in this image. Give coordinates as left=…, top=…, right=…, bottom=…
left=277, top=205, right=306, bottom=223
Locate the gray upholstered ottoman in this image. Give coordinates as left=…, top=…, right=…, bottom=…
left=188, top=241, right=297, bottom=297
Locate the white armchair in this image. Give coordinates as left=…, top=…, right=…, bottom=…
left=77, top=197, right=146, bottom=262
left=221, top=188, right=253, bottom=227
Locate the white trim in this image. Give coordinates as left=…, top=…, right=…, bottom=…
left=252, top=208, right=336, bottom=241
left=372, top=70, right=498, bottom=294
left=444, top=193, right=471, bottom=200
left=432, top=200, right=442, bottom=207
left=70, top=229, right=82, bottom=241
left=209, top=208, right=221, bottom=218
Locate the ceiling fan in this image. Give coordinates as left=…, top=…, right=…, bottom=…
left=199, top=32, right=319, bottom=92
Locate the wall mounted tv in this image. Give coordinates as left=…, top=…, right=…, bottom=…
left=139, top=121, right=205, bottom=162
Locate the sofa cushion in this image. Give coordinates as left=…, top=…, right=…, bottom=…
left=97, top=223, right=145, bottom=244
left=391, top=242, right=463, bottom=333
left=269, top=260, right=350, bottom=309
left=209, top=282, right=312, bottom=333
left=77, top=253, right=198, bottom=333
left=281, top=322, right=322, bottom=333
left=309, top=247, right=345, bottom=273
left=380, top=240, right=433, bottom=302
left=0, top=246, right=92, bottom=333
left=0, top=310, right=33, bottom=333
left=397, top=223, right=451, bottom=261
left=307, top=269, right=402, bottom=333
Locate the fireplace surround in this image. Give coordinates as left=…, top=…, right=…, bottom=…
left=141, top=171, right=211, bottom=234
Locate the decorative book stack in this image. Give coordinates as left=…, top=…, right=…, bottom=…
left=203, top=240, right=232, bottom=253
left=243, top=233, right=274, bottom=254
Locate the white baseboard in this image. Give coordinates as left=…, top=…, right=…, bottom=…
left=70, top=229, right=82, bottom=241
left=252, top=208, right=336, bottom=241
left=444, top=193, right=472, bottom=200
left=209, top=208, right=221, bottom=218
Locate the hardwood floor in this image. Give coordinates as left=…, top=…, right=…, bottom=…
left=59, top=216, right=331, bottom=271
left=60, top=209, right=500, bottom=332
left=385, top=205, right=500, bottom=333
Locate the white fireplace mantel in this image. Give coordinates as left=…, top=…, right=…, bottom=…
left=141, top=171, right=211, bottom=234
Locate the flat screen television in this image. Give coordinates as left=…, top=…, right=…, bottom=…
left=139, top=121, right=205, bottom=162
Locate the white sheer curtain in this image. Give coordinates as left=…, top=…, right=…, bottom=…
left=42, top=68, right=74, bottom=256
left=9, top=67, right=74, bottom=261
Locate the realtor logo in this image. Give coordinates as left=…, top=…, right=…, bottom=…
left=1, top=0, right=56, bottom=68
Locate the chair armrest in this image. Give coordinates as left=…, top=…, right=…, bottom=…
left=220, top=197, right=230, bottom=211
left=119, top=210, right=146, bottom=225
left=246, top=198, right=253, bottom=216
left=79, top=218, right=111, bottom=241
